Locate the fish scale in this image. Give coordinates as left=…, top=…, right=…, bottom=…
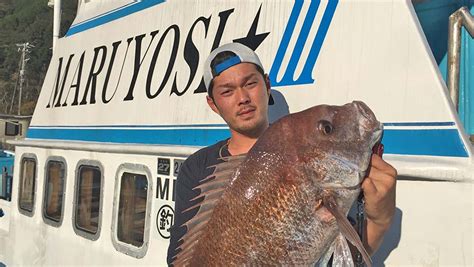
left=196, top=168, right=335, bottom=265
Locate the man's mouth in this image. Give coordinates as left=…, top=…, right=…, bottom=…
left=237, top=107, right=256, bottom=116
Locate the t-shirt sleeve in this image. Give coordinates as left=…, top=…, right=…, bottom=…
left=166, top=154, right=204, bottom=265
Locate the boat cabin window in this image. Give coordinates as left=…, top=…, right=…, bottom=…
left=43, top=158, right=66, bottom=226
left=112, top=164, right=152, bottom=258
left=18, top=156, right=36, bottom=215
left=117, top=172, right=148, bottom=247
left=73, top=162, right=103, bottom=240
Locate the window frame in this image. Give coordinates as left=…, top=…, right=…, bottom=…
left=111, top=163, right=153, bottom=258
left=72, top=160, right=104, bottom=241
left=18, top=153, right=37, bottom=217
left=42, top=156, right=67, bottom=227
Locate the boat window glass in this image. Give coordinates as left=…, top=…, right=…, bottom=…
left=111, top=164, right=151, bottom=258
left=117, top=172, right=148, bottom=247
left=5, top=121, right=20, bottom=136
left=43, top=160, right=66, bottom=224
left=19, top=157, right=36, bottom=214
left=75, top=165, right=101, bottom=235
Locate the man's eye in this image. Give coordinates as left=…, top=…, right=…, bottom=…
left=245, top=81, right=257, bottom=87
left=221, top=90, right=231, bottom=96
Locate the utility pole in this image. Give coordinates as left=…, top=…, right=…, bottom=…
left=15, top=42, right=34, bottom=115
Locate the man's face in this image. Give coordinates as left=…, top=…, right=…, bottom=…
left=207, top=63, right=271, bottom=138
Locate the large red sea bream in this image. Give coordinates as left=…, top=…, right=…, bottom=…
left=173, top=101, right=382, bottom=266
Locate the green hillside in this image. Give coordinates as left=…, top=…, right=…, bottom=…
left=0, top=0, right=77, bottom=115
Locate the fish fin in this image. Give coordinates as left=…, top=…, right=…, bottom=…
left=315, top=239, right=336, bottom=267
left=332, top=233, right=355, bottom=267
left=174, top=154, right=247, bottom=266
left=323, top=195, right=372, bottom=267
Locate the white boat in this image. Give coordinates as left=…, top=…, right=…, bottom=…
left=0, top=0, right=472, bottom=265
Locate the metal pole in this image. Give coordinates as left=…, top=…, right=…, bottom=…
left=447, top=7, right=474, bottom=111
left=461, top=8, right=474, bottom=36
left=53, top=0, right=61, bottom=52
left=8, top=57, right=21, bottom=114
left=18, top=44, right=25, bottom=115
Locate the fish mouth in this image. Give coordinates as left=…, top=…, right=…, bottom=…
left=353, top=100, right=384, bottom=156
left=370, top=124, right=383, bottom=148
left=359, top=123, right=383, bottom=173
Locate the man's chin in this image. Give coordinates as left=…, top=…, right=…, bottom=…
left=234, top=121, right=267, bottom=138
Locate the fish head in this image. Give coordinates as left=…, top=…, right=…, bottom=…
left=294, top=101, right=383, bottom=188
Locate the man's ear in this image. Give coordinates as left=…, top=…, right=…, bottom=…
left=264, top=74, right=274, bottom=105
left=206, top=95, right=221, bottom=115
left=264, top=74, right=271, bottom=94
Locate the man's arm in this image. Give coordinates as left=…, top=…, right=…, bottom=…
left=362, top=154, right=397, bottom=255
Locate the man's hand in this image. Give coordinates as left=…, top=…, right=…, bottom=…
left=361, top=154, right=397, bottom=254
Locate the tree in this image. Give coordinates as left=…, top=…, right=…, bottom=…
left=0, top=0, right=77, bottom=115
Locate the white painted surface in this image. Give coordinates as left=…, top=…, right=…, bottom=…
left=373, top=180, right=473, bottom=266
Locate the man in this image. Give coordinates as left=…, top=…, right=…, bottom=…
left=167, top=43, right=397, bottom=264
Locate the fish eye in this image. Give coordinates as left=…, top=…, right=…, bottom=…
left=318, top=120, right=333, bottom=135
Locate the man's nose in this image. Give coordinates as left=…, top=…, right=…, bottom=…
left=236, top=87, right=250, bottom=105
